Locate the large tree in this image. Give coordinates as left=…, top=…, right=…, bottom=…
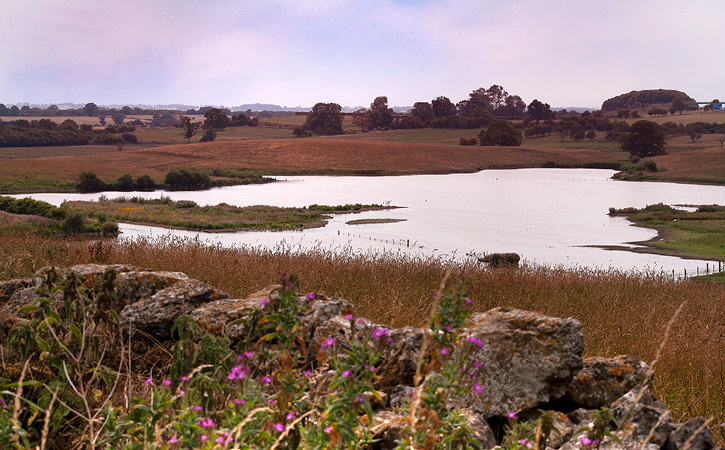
left=83, top=102, right=99, bottom=117
left=431, top=96, right=457, bottom=118
left=527, top=99, right=552, bottom=123
left=478, top=119, right=522, bottom=146
left=620, top=120, right=667, bottom=157
left=180, top=116, right=199, bottom=143
left=671, top=95, right=693, bottom=115
left=204, top=108, right=231, bottom=130
left=410, top=102, right=434, bottom=122
left=303, top=103, right=344, bottom=135
left=369, top=96, right=393, bottom=129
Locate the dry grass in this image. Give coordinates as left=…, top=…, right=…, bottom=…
left=1, top=231, right=724, bottom=426
left=0, top=138, right=624, bottom=191
left=653, top=146, right=725, bottom=183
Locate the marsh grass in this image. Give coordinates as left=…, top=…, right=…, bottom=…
left=1, top=231, right=725, bottom=429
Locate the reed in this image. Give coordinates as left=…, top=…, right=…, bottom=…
left=1, top=230, right=724, bottom=427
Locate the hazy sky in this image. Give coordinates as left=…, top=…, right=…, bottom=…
left=1, top=0, right=723, bottom=109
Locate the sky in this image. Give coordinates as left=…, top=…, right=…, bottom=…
left=1, top=0, right=724, bottom=110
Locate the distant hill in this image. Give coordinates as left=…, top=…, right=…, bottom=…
left=601, top=89, right=695, bottom=111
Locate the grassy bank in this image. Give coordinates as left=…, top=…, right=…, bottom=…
left=63, top=197, right=396, bottom=231
left=1, top=230, right=724, bottom=430
left=609, top=204, right=725, bottom=260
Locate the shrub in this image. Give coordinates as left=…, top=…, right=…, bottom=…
left=135, top=175, right=157, bottom=191
left=164, top=169, right=211, bottom=189
left=62, top=211, right=85, bottom=233
left=77, top=171, right=106, bottom=192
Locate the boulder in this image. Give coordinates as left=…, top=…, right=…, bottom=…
left=120, top=278, right=229, bottom=338
left=566, top=355, right=650, bottom=408
left=611, top=386, right=674, bottom=447
left=451, top=307, right=585, bottom=417
left=666, top=418, right=716, bottom=450
left=375, top=326, right=424, bottom=390
left=0, top=278, right=34, bottom=303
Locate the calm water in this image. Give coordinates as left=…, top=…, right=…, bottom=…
left=16, top=169, right=725, bottom=276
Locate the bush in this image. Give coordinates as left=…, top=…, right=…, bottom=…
left=135, top=175, right=157, bottom=191
left=121, top=132, right=138, bottom=143
left=62, top=211, right=85, bottom=233
left=164, top=169, right=211, bottom=189
left=77, top=171, right=106, bottom=192
left=458, top=137, right=478, bottom=146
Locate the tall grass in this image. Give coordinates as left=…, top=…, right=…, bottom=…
left=1, top=230, right=724, bottom=427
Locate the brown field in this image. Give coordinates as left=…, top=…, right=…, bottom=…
left=0, top=138, right=625, bottom=192
left=654, top=146, right=725, bottom=183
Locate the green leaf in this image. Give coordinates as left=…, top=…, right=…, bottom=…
left=17, top=304, right=38, bottom=315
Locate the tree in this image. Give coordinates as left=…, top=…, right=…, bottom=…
left=527, top=99, right=552, bottom=123
left=303, top=103, right=344, bottom=135
left=620, top=120, right=667, bottom=157
left=77, top=171, right=106, bottom=192
left=351, top=108, right=372, bottom=132
left=83, top=102, right=99, bottom=117
left=410, top=102, right=434, bottom=122
left=671, top=95, right=692, bottom=115
left=431, top=96, right=457, bottom=118
left=369, top=96, right=393, bottom=129
left=585, top=130, right=596, bottom=140
left=478, top=119, right=522, bottom=146
left=111, top=113, right=125, bottom=125
left=180, top=116, right=199, bottom=143
left=200, top=128, right=216, bottom=142
left=135, top=175, right=156, bottom=191
left=203, top=108, right=231, bottom=131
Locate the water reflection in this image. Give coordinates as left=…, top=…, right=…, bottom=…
left=15, top=169, right=725, bottom=277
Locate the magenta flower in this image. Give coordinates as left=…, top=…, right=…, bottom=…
left=216, top=437, right=225, bottom=444
left=344, top=314, right=353, bottom=320
left=228, top=365, right=246, bottom=380
left=287, top=412, right=294, bottom=420
left=473, top=360, right=482, bottom=369
left=341, top=370, right=350, bottom=377
left=307, top=292, right=315, bottom=301
left=467, top=336, right=484, bottom=348
left=274, top=423, right=284, bottom=432
left=386, top=337, right=394, bottom=345
left=169, top=436, right=178, bottom=444
left=144, top=378, right=153, bottom=385
left=320, top=337, right=335, bottom=348
left=507, top=412, right=517, bottom=419
left=324, top=426, right=332, bottom=433
left=244, top=351, right=255, bottom=358
left=195, top=406, right=202, bottom=412
left=439, top=348, right=449, bottom=355
left=260, top=298, right=269, bottom=307
left=304, top=370, right=312, bottom=376
left=181, top=376, right=190, bottom=382
left=163, top=379, right=172, bottom=386
left=581, top=437, right=592, bottom=445
left=232, top=399, right=245, bottom=406
left=372, top=328, right=389, bottom=338
left=474, top=382, right=483, bottom=394
left=178, top=389, right=185, bottom=396
left=201, top=435, right=207, bottom=441
left=269, top=398, right=276, bottom=405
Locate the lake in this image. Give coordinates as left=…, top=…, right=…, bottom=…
left=15, top=169, right=725, bottom=277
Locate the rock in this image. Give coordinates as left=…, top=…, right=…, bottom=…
left=375, top=326, right=424, bottom=390
left=301, top=296, right=355, bottom=350
left=451, top=307, right=585, bottom=418
left=115, top=270, right=189, bottom=305
left=611, top=387, right=674, bottom=447
left=560, top=434, right=660, bottom=450
left=666, top=418, right=715, bottom=450
left=120, top=278, right=229, bottom=338
left=566, top=355, right=650, bottom=408
left=191, top=298, right=259, bottom=338
left=458, top=409, right=497, bottom=449
left=568, top=408, right=595, bottom=426
left=368, top=410, right=408, bottom=450
left=0, top=278, right=34, bottom=303
left=388, top=385, right=416, bottom=410
left=518, top=409, right=575, bottom=448
left=311, top=315, right=389, bottom=363
left=5, top=287, right=42, bottom=315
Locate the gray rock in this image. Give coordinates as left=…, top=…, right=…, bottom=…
left=310, top=315, right=389, bottom=363
left=451, top=307, right=585, bottom=418
left=376, top=326, right=424, bottom=390
left=566, top=355, right=649, bottom=408
left=191, top=298, right=259, bottom=339
left=666, top=418, right=715, bottom=450
left=568, top=408, right=595, bottom=426
left=116, top=270, right=188, bottom=305
left=0, top=278, right=33, bottom=303
left=388, top=385, right=416, bottom=410
left=611, top=387, right=674, bottom=447
left=458, top=409, right=497, bottom=449
left=120, top=278, right=229, bottom=338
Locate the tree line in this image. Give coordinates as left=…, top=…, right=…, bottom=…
left=0, top=119, right=137, bottom=148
